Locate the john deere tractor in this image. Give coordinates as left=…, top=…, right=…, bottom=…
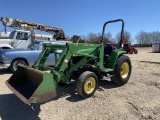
left=6, top=19, right=132, bottom=104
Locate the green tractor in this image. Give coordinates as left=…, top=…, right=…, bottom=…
left=6, top=19, right=132, bottom=104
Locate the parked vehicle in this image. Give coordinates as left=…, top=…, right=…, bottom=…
left=0, top=32, right=12, bottom=48
left=0, top=17, right=65, bottom=49
left=0, top=30, right=55, bottom=49
left=0, top=40, right=65, bottom=72
left=0, top=44, right=13, bottom=49
left=122, top=43, right=138, bottom=54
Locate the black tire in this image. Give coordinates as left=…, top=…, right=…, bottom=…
left=111, top=55, right=132, bottom=86
left=133, top=48, right=138, bottom=54
left=58, top=82, right=68, bottom=86
left=10, top=59, right=28, bottom=72
left=76, top=71, right=98, bottom=98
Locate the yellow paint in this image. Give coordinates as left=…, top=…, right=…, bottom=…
left=121, top=62, right=129, bottom=78
left=84, top=77, right=96, bottom=94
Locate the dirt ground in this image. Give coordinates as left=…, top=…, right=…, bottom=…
left=0, top=47, right=160, bottom=120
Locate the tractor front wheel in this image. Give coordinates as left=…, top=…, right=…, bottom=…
left=111, top=55, right=131, bottom=86
left=76, top=71, right=98, bottom=98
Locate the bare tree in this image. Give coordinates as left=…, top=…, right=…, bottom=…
left=135, top=31, right=160, bottom=45
left=135, top=31, right=147, bottom=45
left=67, top=30, right=160, bottom=45
left=87, top=32, right=99, bottom=43
left=103, top=32, right=114, bottom=43
left=86, top=32, right=114, bottom=43
left=80, top=34, right=88, bottom=43
left=116, top=30, right=131, bottom=43
left=150, top=31, right=160, bottom=43
left=71, top=35, right=85, bottom=43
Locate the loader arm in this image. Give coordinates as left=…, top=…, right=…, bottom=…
left=33, top=43, right=104, bottom=84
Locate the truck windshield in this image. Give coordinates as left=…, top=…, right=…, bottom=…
left=9, top=31, right=16, bottom=39
left=28, top=42, right=39, bottom=50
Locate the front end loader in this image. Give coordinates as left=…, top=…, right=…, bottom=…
left=5, top=19, right=132, bottom=104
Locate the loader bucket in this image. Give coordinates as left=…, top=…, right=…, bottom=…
left=5, top=65, right=57, bottom=104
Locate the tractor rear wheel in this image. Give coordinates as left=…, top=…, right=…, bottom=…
left=76, top=71, right=98, bottom=98
left=111, top=55, right=131, bottom=86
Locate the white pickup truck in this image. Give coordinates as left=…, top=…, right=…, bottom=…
left=0, top=32, right=13, bottom=48
left=0, top=30, right=55, bottom=49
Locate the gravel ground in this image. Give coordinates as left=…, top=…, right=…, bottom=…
left=0, top=47, right=160, bottom=120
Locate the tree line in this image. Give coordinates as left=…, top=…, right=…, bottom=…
left=67, top=30, right=160, bottom=45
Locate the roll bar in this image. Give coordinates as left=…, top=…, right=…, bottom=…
left=102, top=19, right=124, bottom=48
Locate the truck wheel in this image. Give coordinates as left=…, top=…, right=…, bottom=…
left=10, top=59, right=28, bottom=72
left=111, top=55, right=131, bottom=86
left=76, top=71, right=98, bottom=98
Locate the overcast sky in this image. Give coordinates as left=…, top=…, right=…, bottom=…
left=0, top=0, right=160, bottom=42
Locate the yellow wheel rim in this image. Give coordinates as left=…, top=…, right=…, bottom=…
left=121, top=62, right=129, bottom=78
left=84, top=77, right=96, bottom=94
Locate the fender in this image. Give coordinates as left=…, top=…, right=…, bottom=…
left=108, top=49, right=126, bottom=69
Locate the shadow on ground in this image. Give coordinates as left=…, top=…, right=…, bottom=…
left=0, top=94, right=41, bottom=120
left=44, top=78, right=118, bottom=102
left=0, top=67, right=12, bottom=75
left=0, top=78, right=118, bottom=119
left=147, top=52, right=160, bottom=53
left=140, top=61, right=160, bottom=64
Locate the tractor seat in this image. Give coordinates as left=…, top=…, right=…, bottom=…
left=104, top=44, right=113, bottom=56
